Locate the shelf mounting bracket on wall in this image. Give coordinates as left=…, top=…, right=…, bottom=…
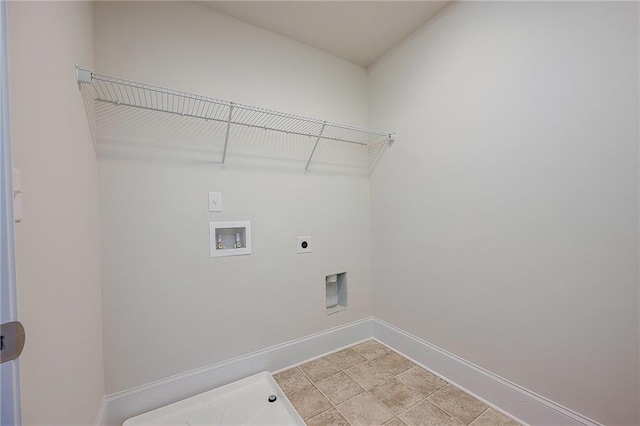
left=221, top=103, right=234, bottom=170
left=304, top=122, right=327, bottom=173
left=75, top=65, right=396, bottom=172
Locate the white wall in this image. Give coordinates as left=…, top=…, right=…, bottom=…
left=94, top=1, right=373, bottom=394
left=12, top=3, right=633, bottom=423
left=7, top=2, right=105, bottom=424
left=368, top=2, right=639, bottom=425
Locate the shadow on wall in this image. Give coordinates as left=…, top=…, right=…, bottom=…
left=92, top=102, right=382, bottom=177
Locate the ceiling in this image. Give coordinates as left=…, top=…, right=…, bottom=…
left=196, top=1, right=452, bottom=67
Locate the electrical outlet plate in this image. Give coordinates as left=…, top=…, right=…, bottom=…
left=297, top=237, right=312, bottom=254
left=209, top=192, right=222, bottom=212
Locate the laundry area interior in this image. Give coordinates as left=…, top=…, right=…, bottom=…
left=4, top=1, right=639, bottom=425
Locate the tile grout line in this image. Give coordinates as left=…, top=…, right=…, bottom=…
left=425, top=385, right=492, bottom=425
left=294, top=360, right=339, bottom=422
left=313, top=341, right=437, bottom=425
left=371, top=337, right=524, bottom=426
left=363, top=350, right=433, bottom=422
left=425, top=385, right=467, bottom=424
left=378, top=379, right=447, bottom=422
left=364, top=386, right=402, bottom=418
left=394, top=397, right=428, bottom=424
left=318, top=341, right=394, bottom=425
left=468, top=407, right=491, bottom=426
left=318, top=347, right=372, bottom=425
left=346, top=342, right=431, bottom=424
left=366, top=357, right=430, bottom=420
left=369, top=338, right=503, bottom=425
left=307, top=383, right=337, bottom=424
left=280, top=340, right=513, bottom=426
left=295, top=351, right=370, bottom=425
left=351, top=342, right=467, bottom=425
left=365, top=385, right=422, bottom=422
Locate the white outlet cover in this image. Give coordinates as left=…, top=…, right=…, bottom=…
left=297, top=237, right=312, bottom=254
left=209, top=192, right=222, bottom=212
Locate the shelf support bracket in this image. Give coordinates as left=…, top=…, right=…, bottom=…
left=304, top=122, right=327, bottom=173
left=75, top=63, right=92, bottom=89
left=388, top=132, right=397, bottom=146
left=221, top=104, right=234, bottom=169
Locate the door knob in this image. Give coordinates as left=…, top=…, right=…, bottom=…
left=0, top=321, right=25, bottom=363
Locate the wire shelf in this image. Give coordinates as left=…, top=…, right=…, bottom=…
left=77, top=66, right=395, bottom=172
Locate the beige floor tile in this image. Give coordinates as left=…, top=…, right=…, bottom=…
left=280, top=347, right=520, bottom=426
left=328, top=348, right=367, bottom=370
left=351, top=340, right=392, bottom=360
left=370, top=379, right=424, bottom=414
left=469, top=408, right=521, bottom=426
left=307, top=408, right=350, bottom=426
left=273, top=367, right=312, bottom=395
left=399, top=400, right=464, bottom=426
left=373, top=351, right=416, bottom=376
left=336, top=392, right=395, bottom=425
left=288, top=386, right=332, bottom=420
left=428, top=385, right=487, bottom=424
left=396, top=366, right=447, bottom=397
left=346, top=361, right=393, bottom=390
left=316, top=371, right=365, bottom=405
left=300, top=357, right=341, bottom=382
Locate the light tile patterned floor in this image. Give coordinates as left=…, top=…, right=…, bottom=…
left=274, top=340, right=521, bottom=426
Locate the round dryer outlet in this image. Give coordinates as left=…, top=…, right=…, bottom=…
left=297, top=237, right=312, bottom=254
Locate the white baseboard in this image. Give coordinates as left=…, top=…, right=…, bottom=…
left=100, top=316, right=600, bottom=426
left=101, top=317, right=373, bottom=425
left=372, top=318, right=602, bottom=426
left=94, top=395, right=106, bottom=426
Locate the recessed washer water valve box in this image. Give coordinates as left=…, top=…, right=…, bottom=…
left=210, top=221, right=251, bottom=257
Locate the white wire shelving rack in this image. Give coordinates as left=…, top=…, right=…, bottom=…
left=76, top=66, right=396, bottom=172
